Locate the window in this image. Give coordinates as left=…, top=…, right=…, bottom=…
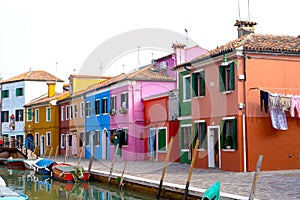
left=16, top=88, right=24, bottom=97
left=27, top=108, right=33, bottom=121
left=15, top=109, right=24, bottom=121
left=80, top=102, right=84, bottom=118
left=220, top=118, right=237, bottom=150
left=61, top=134, right=65, bottom=148
left=158, top=128, right=167, bottom=152
left=85, top=132, right=90, bottom=146
left=35, top=109, right=39, bottom=123
left=101, top=98, right=108, bottom=114
left=117, top=128, right=128, bottom=146
left=35, top=133, right=39, bottom=146
left=181, top=125, right=191, bottom=150
left=61, top=106, right=64, bottom=121
left=194, top=121, right=207, bottom=149
left=74, top=104, right=78, bottom=118
left=1, top=90, right=9, bottom=98
left=1, top=111, right=9, bottom=122
left=95, top=130, right=100, bottom=146
left=192, top=70, right=205, bottom=97
left=110, top=96, right=116, bottom=111
left=95, top=99, right=100, bottom=115
left=66, top=105, right=69, bottom=120
left=183, top=75, right=191, bottom=101
left=85, top=102, right=91, bottom=117
left=121, top=93, right=128, bottom=108
left=219, top=62, right=235, bottom=92
left=70, top=105, right=73, bottom=119
left=46, top=132, right=51, bottom=146
left=46, top=107, right=51, bottom=122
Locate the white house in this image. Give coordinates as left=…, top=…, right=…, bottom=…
left=0, top=70, right=64, bottom=147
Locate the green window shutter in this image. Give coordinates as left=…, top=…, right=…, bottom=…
left=230, top=62, right=235, bottom=90
left=1, top=91, right=4, bottom=98
left=202, top=122, right=207, bottom=149
left=185, top=76, right=191, bottom=99
left=232, top=118, right=237, bottom=149
left=158, top=129, right=166, bottom=151
left=220, top=120, right=225, bottom=149
left=192, top=73, right=198, bottom=97
left=201, top=70, right=205, bottom=96
left=219, top=66, right=225, bottom=92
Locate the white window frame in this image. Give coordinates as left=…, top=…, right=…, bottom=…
left=35, top=109, right=39, bottom=123
left=183, top=75, right=191, bottom=102
left=60, top=134, right=65, bottom=148
left=61, top=106, right=64, bottom=121
left=46, top=132, right=51, bottom=146
left=46, top=107, right=51, bottom=122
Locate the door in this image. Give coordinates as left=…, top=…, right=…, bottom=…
left=40, top=136, right=45, bottom=156
left=102, top=129, right=108, bottom=159
left=207, top=126, right=220, bottom=168
left=148, top=129, right=156, bottom=160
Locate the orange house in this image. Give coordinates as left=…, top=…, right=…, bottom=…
left=174, top=20, right=300, bottom=171
left=24, top=82, right=63, bottom=156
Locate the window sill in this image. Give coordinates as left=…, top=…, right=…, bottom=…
left=222, top=149, right=235, bottom=152
left=197, top=149, right=206, bottom=152
left=181, top=149, right=189, bottom=152
left=222, top=90, right=233, bottom=95
left=193, top=96, right=205, bottom=99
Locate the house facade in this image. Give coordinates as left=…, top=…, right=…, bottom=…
left=174, top=20, right=300, bottom=171
left=24, top=82, right=62, bottom=156
left=0, top=70, right=63, bottom=148
left=143, top=90, right=180, bottom=162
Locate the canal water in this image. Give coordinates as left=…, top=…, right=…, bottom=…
left=0, top=166, right=161, bottom=200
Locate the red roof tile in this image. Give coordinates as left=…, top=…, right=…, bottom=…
left=1, top=70, right=64, bottom=84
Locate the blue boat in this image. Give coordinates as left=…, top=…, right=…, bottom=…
left=33, top=159, right=56, bottom=175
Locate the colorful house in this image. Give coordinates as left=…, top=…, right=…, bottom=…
left=0, top=70, right=63, bottom=148
left=24, top=82, right=63, bottom=156
left=143, top=90, right=180, bottom=162
left=174, top=20, right=300, bottom=171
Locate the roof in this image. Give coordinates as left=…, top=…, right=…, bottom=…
left=0, top=70, right=64, bottom=84
left=25, top=91, right=67, bottom=107
left=174, top=33, right=300, bottom=69
left=86, top=65, right=175, bottom=92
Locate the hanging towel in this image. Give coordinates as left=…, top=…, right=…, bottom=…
left=290, top=97, right=300, bottom=117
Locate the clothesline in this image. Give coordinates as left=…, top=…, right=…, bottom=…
left=255, top=88, right=300, bottom=131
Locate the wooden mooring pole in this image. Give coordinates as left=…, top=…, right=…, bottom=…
left=119, top=161, right=128, bottom=189
left=157, top=136, right=174, bottom=199
left=183, top=139, right=199, bottom=200
left=249, top=154, right=263, bottom=200
left=108, top=144, right=119, bottom=184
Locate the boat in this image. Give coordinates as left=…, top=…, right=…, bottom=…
left=51, top=163, right=89, bottom=183
left=4, top=157, right=26, bottom=169
left=23, top=158, right=43, bottom=170
left=33, top=158, right=56, bottom=175
left=0, top=176, right=29, bottom=200
left=201, top=181, right=220, bottom=200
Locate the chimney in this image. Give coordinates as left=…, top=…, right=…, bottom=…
left=172, top=43, right=186, bottom=65
left=47, top=82, right=56, bottom=98
left=234, top=20, right=257, bottom=38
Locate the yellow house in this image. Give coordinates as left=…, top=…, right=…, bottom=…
left=24, top=82, right=65, bottom=156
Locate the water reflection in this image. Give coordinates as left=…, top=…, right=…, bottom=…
left=0, top=167, right=160, bottom=200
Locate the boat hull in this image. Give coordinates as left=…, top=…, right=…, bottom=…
left=52, top=163, right=89, bottom=183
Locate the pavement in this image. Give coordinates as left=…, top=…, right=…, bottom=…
left=51, top=156, right=300, bottom=200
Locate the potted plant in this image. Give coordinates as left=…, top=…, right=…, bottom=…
left=119, top=107, right=127, bottom=114
left=224, top=136, right=233, bottom=149
left=109, top=109, right=116, bottom=116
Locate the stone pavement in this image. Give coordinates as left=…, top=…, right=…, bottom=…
left=52, top=156, right=300, bottom=200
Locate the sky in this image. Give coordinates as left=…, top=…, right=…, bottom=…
left=0, top=0, right=299, bottom=81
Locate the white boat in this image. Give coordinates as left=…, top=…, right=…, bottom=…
left=23, top=158, right=43, bottom=170
left=0, top=176, right=28, bottom=200
left=0, top=176, right=6, bottom=186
